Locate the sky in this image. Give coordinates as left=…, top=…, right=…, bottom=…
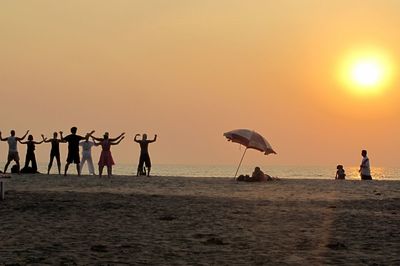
left=0, top=1, right=399, bottom=167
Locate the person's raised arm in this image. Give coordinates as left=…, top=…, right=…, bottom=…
left=0, top=131, right=7, bottom=141
left=91, top=135, right=103, bottom=141
left=149, top=134, right=157, bottom=143
left=109, top=132, right=125, bottom=142
left=18, top=139, right=28, bottom=144
left=17, top=130, right=29, bottom=141
left=134, top=134, right=140, bottom=143
left=41, top=134, right=51, bottom=143
left=59, top=131, right=67, bottom=142
left=34, top=140, right=44, bottom=144
left=92, top=138, right=100, bottom=146
left=85, top=130, right=95, bottom=140
left=111, top=136, right=125, bottom=145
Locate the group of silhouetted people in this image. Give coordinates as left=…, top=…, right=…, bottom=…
left=0, top=127, right=157, bottom=178
left=335, top=150, right=373, bottom=180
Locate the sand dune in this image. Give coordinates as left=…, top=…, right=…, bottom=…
left=0, top=175, right=399, bottom=265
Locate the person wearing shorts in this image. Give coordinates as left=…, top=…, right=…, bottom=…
left=134, top=133, right=157, bottom=177
left=60, top=127, right=94, bottom=176
left=0, top=130, right=29, bottom=173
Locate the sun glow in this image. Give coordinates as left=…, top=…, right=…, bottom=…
left=351, top=60, right=382, bottom=87
left=339, top=48, right=394, bottom=95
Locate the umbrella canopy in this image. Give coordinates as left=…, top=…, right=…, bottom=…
left=224, top=129, right=276, bottom=155
left=223, top=129, right=276, bottom=178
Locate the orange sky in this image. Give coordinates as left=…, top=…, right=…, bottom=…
left=0, top=1, right=399, bottom=167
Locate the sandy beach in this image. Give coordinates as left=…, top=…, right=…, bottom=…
left=0, top=175, right=399, bottom=265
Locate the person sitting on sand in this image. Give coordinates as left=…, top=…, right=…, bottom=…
left=42, top=132, right=62, bottom=175
left=359, top=150, right=372, bottom=180
left=335, top=165, right=346, bottom=180
left=251, top=166, right=272, bottom=182
left=19, top=134, right=45, bottom=173
left=134, top=133, right=157, bottom=177
left=92, top=132, right=124, bottom=178
left=0, top=130, right=29, bottom=173
left=60, top=127, right=95, bottom=176
left=237, top=167, right=275, bottom=182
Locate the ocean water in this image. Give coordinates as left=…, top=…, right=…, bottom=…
left=27, top=163, right=400, bottom=180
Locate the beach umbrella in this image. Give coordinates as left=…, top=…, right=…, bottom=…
left=223, top=129, right=276, bottom=178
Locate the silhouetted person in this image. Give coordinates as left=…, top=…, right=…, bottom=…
left=0, top=130, right=29, bottom=173
left=335, top=165, right=346, bottom=180
left=251, top=166, right=272, bottom=182
left=60, top=127, right=94, bottom=176
left=80, top=138, right=98, bottom=175
left=359, top=150, right=372, bottom=180
left=43, top=132, right=62, bottom=175
left=92, top=132, right=124, bottom=178
left=134, top=133, right=157, bottom=177
left=237, top=167, right=274, bottom=182
left=19, top=135, right=44, bottom=173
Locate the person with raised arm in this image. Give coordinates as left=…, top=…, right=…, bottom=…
left=42, top=132, right=63, bottom=175
left=60, top=127, right=95, bottom=176
left=134, top=133, right=157, bottom=177
left=0, top=130, right=29, bottom=173
left=19, top=134, right=45, bottom=173
left=79, top=138, right=98, bottom=175
left=92, top=132, right=124, bottom=178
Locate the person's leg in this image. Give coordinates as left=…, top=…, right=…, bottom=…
left=80, top=156, right=87, bottom=174
left=147, top=167, right=151, bottom=177
left=137, top=155, right=144, bottom=176
left=64, top=162, right=70, bottom=176
left=56, top=153, right=61, bottom=175
left=76, top=163, right=81, bottom=176
left=15, top=158, right=20, bottom=174
left=107, top=166, right=112, bottom=178
left=88, top=156, right=95, bottom=175
left=76, top=153, right=81, bottom=176
left=32, top=153, right=38, bottom=172
left=4, top=159, right=11, bottom=173
left=146, top=154, right=152, bottom=177
left=48, top=154, right=54, bottom=174
left=24, top=153, right=31, bottom=169
left=99, top=165, right=104, bottom=178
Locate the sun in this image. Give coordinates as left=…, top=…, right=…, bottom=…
left=338, top=47, right=394, bottom=95
left=351, top=59, right=383, bottom=87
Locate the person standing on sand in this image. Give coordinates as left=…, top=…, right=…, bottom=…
left=19, top=134, right=45, bottom=173
left=359, top=150, right=372, bottom=180
left=0, top=130, right=29, bottom=173
left=134, top=133, right=157, bottom=177
left=42, top=132, right=62, bottom=175
left=79, top=138, right=97, bottom=175
left=60, top=127, right=95, bottom=176
left=92, top=132, right=124, bottom=178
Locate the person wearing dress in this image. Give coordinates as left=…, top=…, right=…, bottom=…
left=359, top=150, right=372, bottom=180
left=92, top=132, right=124, bottom=178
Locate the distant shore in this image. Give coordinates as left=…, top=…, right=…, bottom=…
left=1, top=175, right=399, bottom=265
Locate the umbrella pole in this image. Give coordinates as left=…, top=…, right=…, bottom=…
left=234, top=148, right=248, bottom=179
